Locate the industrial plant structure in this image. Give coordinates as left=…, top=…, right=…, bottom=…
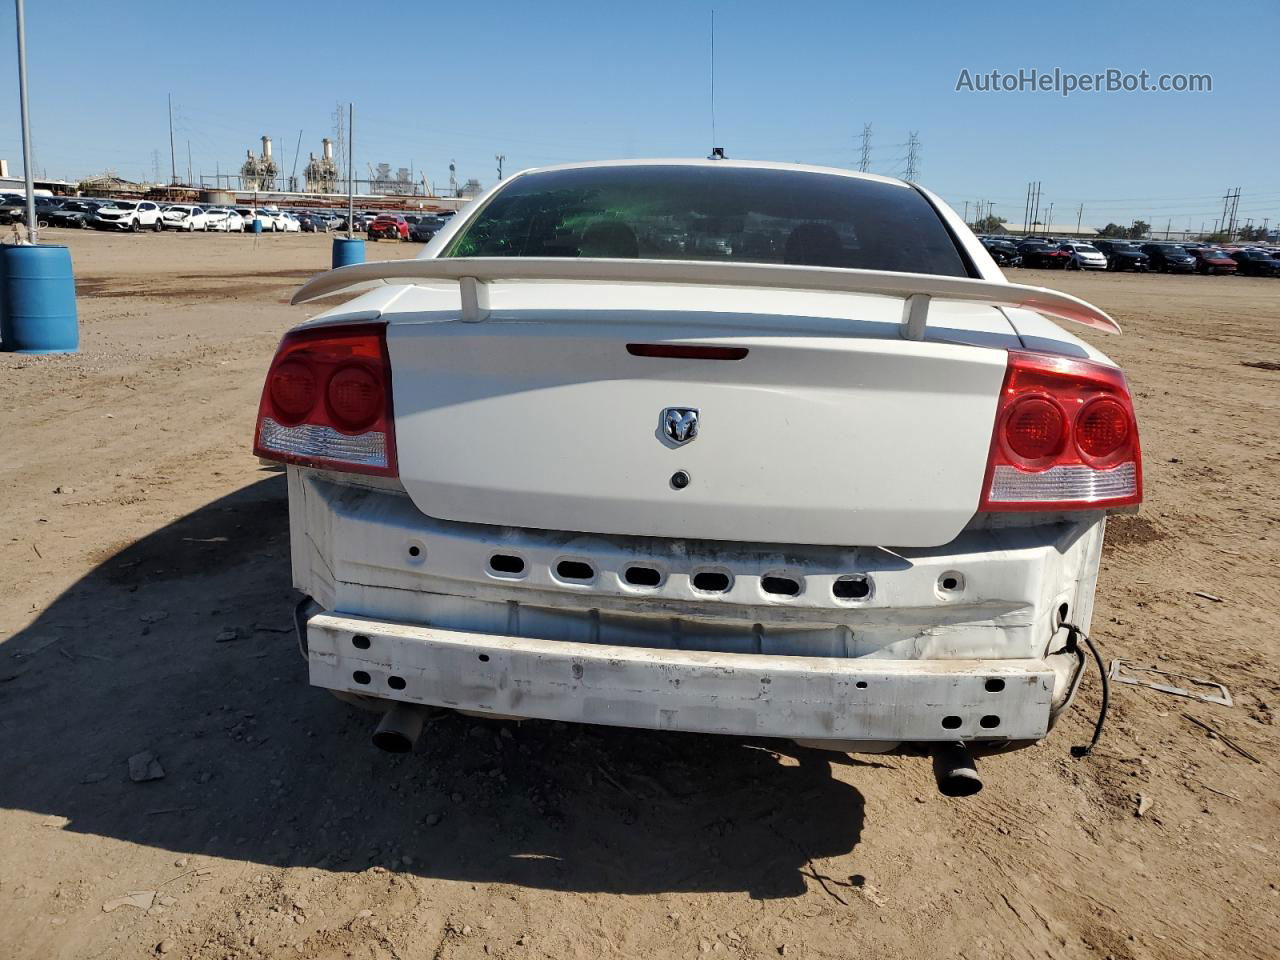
left=239, top=136, right=279, bottom=192
left=303, top=139, right=339, bottom=194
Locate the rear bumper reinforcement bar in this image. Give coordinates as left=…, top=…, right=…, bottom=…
left=306, top=610, right=1055, bottom=743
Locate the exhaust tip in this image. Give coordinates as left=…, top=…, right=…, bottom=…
left=931, top=742, right=983, bottom=797
left=936, top=767, right=983, bottom=797
left=372, top=702, right=427, bottom=754
left=371, top=729, right=415, bottom=753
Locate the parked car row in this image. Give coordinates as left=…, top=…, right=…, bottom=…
left=365, top=211, right=452, bottom=242
left=978, top=234, right=1280, bottom=277
left=2, top=194, right=458, bottom=244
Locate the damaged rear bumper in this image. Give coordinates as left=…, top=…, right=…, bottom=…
left=304, top=609, right=1064, bottom=745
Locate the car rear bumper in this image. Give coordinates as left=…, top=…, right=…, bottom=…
left=286, top=470, right=1104, bottom=745
left=304, top=609, right=1061, bottom=743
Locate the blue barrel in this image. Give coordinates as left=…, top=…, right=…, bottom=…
left=332, top=236, right=366, bottom=269
left=0, top=244, right=79, bottom=354
left=251, top=217, right=263, bottom=234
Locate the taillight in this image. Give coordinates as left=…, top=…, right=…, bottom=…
left=979, top=351, right=1141, bottom=511
left=252, top=323, right=397, bottom=476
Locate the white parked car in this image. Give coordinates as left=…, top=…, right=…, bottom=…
left=235, top=207, right=277, bottom=231
left=257, top=209, right=290, bottom=232
left=278, top=212, right=302, bottom=233
left=160, top=204, right=212, bottom=231
left=1062, top=242, right=1108, bottom=271
left=92, top=199, right=164, bottom=232
left=256, top=160, right=1142, bottom=796
left=204, top=207, right=245, bottom=232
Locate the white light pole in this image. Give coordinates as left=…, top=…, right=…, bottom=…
left=14, top=0, right=37, bottom=243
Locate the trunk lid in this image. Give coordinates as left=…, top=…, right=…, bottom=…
left=383, top=282, right=1015, bottom=548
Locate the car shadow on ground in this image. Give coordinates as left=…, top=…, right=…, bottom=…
left=0, top=474, right=865, bottom=899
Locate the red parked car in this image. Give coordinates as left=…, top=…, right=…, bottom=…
left=1184, top=246, right=1238, bottom=275
left=368, top=214, right=409, bottom=241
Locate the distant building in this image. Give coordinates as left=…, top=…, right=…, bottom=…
left=78, top=172, right=146, bottom=197
left=1000, top=222, right=1099, bottom=238
left=1, top=159, right=76, bottom=195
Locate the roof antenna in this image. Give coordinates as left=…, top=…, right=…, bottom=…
left=707, top=10, right=725, bottom=160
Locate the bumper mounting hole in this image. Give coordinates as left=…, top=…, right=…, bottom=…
left=692, top=571, right=731, bottom=593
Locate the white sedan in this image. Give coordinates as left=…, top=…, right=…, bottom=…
left=277, top=212, right=302, bottom=233
left=204, top=208, right=245, bottom=232
left=1062, top=242, right=1109, bottom=271
left=235, top=208, right=279, bottom=231
left=256, top=209, right=292, bottom=232
left=160, top=204, right=213, bottom=231
left=255, top=159, right=1141, bottom=796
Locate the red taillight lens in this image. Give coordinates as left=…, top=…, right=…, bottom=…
left=980, top=351, right=1141, bottom=511
left=326, top=364, right=382, bottom=430
left=268, top=360, right=318, bottom=422
left=253, top=323, right=397, bottom=476
left=1003, top=397, right=1066, bottom=460
left=1075, top=398, right=1130, bottom=458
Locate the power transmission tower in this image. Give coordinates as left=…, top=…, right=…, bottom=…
left=495, top=154, right=505, bottom=180
left=1220, top=187, right=1241, bottom=240
left=903, top=131, right=920, bottom=181
left=151, top=149, right=161, bottom=184
left=858, top=123, right=872, bottom=173
left=1023, top=181, right=1041, bottom=234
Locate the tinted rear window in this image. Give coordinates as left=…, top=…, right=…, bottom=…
left=444, top=165, right=970, bottom=277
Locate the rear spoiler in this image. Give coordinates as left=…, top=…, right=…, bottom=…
left=290, top=257, right=1121, bottom=336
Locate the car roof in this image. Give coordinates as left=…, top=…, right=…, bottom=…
left=510, top=157, right=909, bottom=188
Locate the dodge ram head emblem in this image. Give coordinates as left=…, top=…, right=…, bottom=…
left=662, top=407, right=699, bottom=445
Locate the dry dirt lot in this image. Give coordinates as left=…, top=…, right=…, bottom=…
left=1, top=231, right=1277, bottom=960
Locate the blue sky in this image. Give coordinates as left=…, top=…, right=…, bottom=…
left=2, top=0, right=1278, bottom=230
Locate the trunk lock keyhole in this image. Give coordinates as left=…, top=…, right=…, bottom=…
left=670, top=470, right=691, bottom=490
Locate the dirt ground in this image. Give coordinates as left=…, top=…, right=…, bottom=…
left=1, top=231, right=1276, bottom=960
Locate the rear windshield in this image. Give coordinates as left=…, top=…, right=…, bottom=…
left=444, top=165, right=970, bottom=277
